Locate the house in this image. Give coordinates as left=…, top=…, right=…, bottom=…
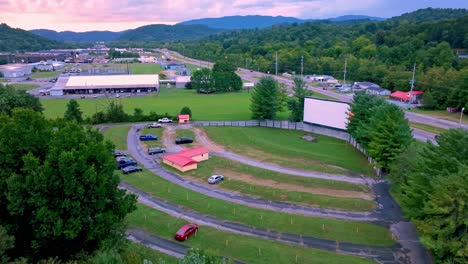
left=34, top=60, right=66, bottom=71
left=305, top=74, right=335, bottom=83
left=162, top=147, right=209, bottom=172
left=163, top=61, right=186, bottom=70
left=0, top=64, right=33, bottom=78
left=178, top=114, right=190, bottom=124
left=366, top=87, right=391, bottom=96
left=390, top=91, right=424, bottom=104
left=353, top=82, right=380, bottom=90
left=175, top=76, right=191, bottom=88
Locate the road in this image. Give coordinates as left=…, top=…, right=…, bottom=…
left=161, top=49, right=466, bottom=140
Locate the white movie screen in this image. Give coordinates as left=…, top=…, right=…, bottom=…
left=303, top=97, right=350, bottom=130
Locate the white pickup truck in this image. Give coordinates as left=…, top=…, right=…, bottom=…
left=158, top=118, right=173, bottom=123
left=147, top=123, right=162, bottom=128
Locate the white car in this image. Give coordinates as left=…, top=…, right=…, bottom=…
left=208, top=175, right=224, bottom=184
left=147, top=123, right=162, bottom=128
left=158, top=118, right=173, bottom=123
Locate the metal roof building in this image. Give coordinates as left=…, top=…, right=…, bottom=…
left=49, top=74, right=159, bottom=96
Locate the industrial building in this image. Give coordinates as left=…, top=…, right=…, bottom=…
left=0, top=64, right=34, bottom=78
left=49, top=74, right=159, bottom=96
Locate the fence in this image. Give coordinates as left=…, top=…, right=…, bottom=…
left=193, top=120, right=382, bottom=176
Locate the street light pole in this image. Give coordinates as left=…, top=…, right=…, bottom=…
left=460, top=107, right=465, bottom=127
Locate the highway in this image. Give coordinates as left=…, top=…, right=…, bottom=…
left=160, top=49, right=467, bottom=142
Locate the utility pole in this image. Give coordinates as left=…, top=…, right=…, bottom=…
left=275, top=51, right=278, bottom=76
left=300, top=56, right=304, bottom=78
left=408, top=63, right=416, bottom=108
left=343, top=58, right=347, bottom=85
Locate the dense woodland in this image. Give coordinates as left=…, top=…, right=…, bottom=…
left=0, top=24, right=63, bottom=52
left=170, top=8, right=468, bottom=109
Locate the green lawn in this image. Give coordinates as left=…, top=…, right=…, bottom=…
left=122, top=242, right=178, bottom=264
left=164, top=156, right=374, bottom=211
left=30, top=71, right=60, bottom=78
left=121, top=169, right=394, bottom=246
left=202, top=127, right=374, bottom=176
left=129, top=63, right=164, bottom=74
left=410, top=122, right=447, bottom=134
left=140, top=126, right=165, bottom=148
left=409, top=109, right=468, bottom=125
left=127, top=205, right=376, bottom=264
left=9, top=83, right=40, bottom=91
left=41, top=89, right=288, bottom=121
left=103, top=125, right=131, bottom=150
left=311, top=92, right=339, bottom=100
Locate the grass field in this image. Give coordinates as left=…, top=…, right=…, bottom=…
left=41, top=89, right=288, bottom=120
left=121, top=169, right=394, bottom=246
left=127, top=205, right=376, bottom=264
left=9, top=83, right=40, bottom=91
left=410, top=122, right=447, bottom=134
left=164, top=156, right=375, bottom=211
left=409, top=109, right=468, bottom=125
left=202, top=127, right=374, bottom=176
left=30, top=71, right=61, bottom=78
left=103, top=125, right=131, bottom=150
left=122, top=242, right=178, bottom=264
left=128, top=63, right=164, bottom=74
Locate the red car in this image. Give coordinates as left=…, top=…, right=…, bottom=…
left=174, top=224, right=198, bottom=241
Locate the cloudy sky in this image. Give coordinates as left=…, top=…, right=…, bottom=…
left=1, top=0, right=467, bottom=32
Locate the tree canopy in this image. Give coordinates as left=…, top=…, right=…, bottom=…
left=250, top=77, right=285, bottom=120
left=0, top=85, right=43, bottom=115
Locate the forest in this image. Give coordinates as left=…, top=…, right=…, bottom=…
left=168, top=8, right=468, bottom=109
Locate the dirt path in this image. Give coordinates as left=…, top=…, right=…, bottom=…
left=193, top=128, right=225, bottom=152
left=214, top=168, right=374, bottom=200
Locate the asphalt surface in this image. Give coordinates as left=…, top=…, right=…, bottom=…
left=121, top=182, right=401, bottom=263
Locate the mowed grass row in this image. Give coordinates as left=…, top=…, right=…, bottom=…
left=41, top=89, right=290, bottom=120
left=127, top=205, right=376, bottom=264
left=102, top=124, right=131, bottom=150
left=164, top=156, right=375, bottom=211
left=202, top=127, right=375, bottom=176
left=121, top=170, right=394, bottom=246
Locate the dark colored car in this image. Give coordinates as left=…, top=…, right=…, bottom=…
left=148, top=147, right=166, bottom=155
left=112, top=150, right=126, bottom=157
left=174, top=224, right=198, bottom=241
left=139, top=134, right=158, bottom=141
left=116, top=158, right=137, bottom=169
left=175, top=137, right=193, bottom=145
left=121, top=165, right=142, bottom=174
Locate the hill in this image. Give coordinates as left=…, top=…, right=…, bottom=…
left=117, top=24, right=222, bottom=42
left=30, top=29, right=123, bottom=43
left=178, top=15, right=303, bottom=29
left=0, top=23, right=61, bottom=52
left=391, top=7, right=468, bottom=22
left=327, top=15, right=385, bottom=22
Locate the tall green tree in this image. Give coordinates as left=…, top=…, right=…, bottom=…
left=191, top=68, right=213, bottom=93
left=365, top=103, right=412, bottom=170
left=287, top=77, right=311, bottom=121
left=250, top=77, right=281, bottom=120
left=0, top=85, right=43, bottom=115
left=390, top=129, right=468, bottom=264
left=0, top=109, right=136, bottom=261
left=212, top=60, right=242, bottom=92
left=180, top=106, right=192, bottom=117
left=64, top=99, right=83, bottom=123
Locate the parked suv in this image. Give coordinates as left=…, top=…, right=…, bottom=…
left=139, top=134, right=158, bottom=141
left=148, top=147, right=166, bottom=155
left=175, top=137, right=193, bottom=145
left=116, top=157, right=137, bottom=169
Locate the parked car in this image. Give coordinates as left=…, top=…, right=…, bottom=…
left=208, top=175, right=224, bottom=184
left=121, top=165, right=142, bottom=174
left=112, top=150, right=126, bottom=157
left=148, top=147, right=166, bottom=155
left=147, top=123, right=162, bottom=128
left=139, top=134, right=158, bottom=141
left=158, top=118, right=173, bottom=123
left=116, top=158, right=137, bottom=169
left=175, top=137, right=193, bottom=145
left=174, top=224, right=198, bottom=241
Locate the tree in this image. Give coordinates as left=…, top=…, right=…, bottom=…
left=390, top=129, right=468, bottom=264
left=105, top=101, right=128, bottom=123
left=64, top=99, right=83, bottom=123
left=421, top=90, right=436, bottom=109
left=212, top=60, right=242, bottom=92
left=365, top=103, right=412, bottom=170
left=180, top=106, right=192, bottom=117
left=185, top=82, right=193, bottom=89
left=250, top=77, right=281, bottom=120
left=0, top=225, right=14, bottom=264
left=191, top=68, right=213, bottom=93
left=287, top=77, right=311, bottom=121
left=0, top=109, right=137, bottom=261
left=0, top=85, right=43, bottom=115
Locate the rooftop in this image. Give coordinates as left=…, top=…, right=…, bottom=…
left=64, top=74, right=159, bottom=89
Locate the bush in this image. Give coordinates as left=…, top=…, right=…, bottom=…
left=180, top=106, right=192, bottom=117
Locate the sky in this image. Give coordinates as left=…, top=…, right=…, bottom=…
left=1, top=0, right=467, bottom=32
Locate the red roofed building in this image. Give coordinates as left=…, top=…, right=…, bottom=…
left=162, top=147, right=209, bottom=172
left=390, top=91, right=424, bottom=103
left=178, top=114, right=190, bottom=124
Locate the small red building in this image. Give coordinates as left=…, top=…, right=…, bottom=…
left=178, top=114, right=190, bottom=124
left=390, top=91, right=424, bottom=104
left=162, top=147, right=209, bottom=172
